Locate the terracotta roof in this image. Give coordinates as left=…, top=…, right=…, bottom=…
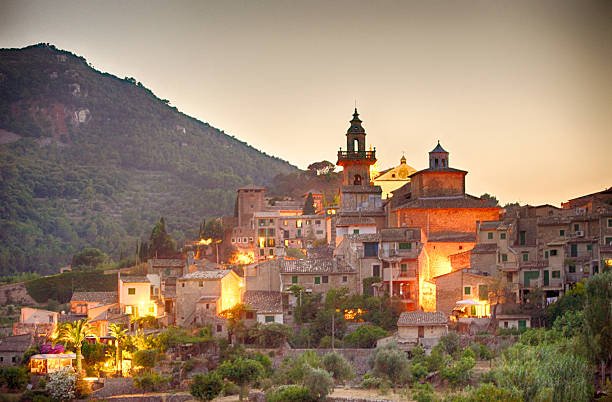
left=59, top=313, right=88, bottom=323
left=120, top=275, right=150, bottom=283
left=479, top=221, right=502, bottom=230
left=410, top=167, right=467, bottom=178
left=345, top=233, right=381, bottom=242
left=243, top=291, right=283, bottom=314
left=427, top=231, right=476, bottom=243
left=238, top=184, right=265, bottom=190
left=380, top=228, right=421, bottom=242
left=336, top=216, right=376, bottom=226
left=0, top=334, right=33, bottom=352
left=280, top=258, right=355, bottom=274
left=179, top=269, right=233, bottom=280
left=471, top=243, right=497, bottom=254
left=394, top=195, right=498, bottom=210
left=71, top=291, right=118, bottom=304
left=148, top=259, right=184, bottom=268
left=398, top=311, right=447, bottom=326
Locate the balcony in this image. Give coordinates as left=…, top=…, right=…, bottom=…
left=337, top=150, right=376, bottom=162
left=379, top=249, right=415, bottom=259
left=519, top=260, right=549, bottom=269
left=383, top=267, right=417, bottom=281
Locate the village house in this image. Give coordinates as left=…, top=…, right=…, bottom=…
left=243, top=290, right=285, bottom=324
left=433, top=269, right=497, bottom=318
left=0, top=333, right=34, bottom=366
left=118, top=275, right=161, bottom=318
left=496, top=314, right=532, bottom=331
left=278, top=257, right=358, bottom=295
left=396, top=311, right=448, bottom=349
left=13, top=307, right=59, bottom=338
left=176, top=269, right=243, bottom=328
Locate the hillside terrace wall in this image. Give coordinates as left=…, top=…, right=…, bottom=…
left=0, top=282, right=36, bottom=305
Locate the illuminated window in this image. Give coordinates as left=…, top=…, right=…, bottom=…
left=148, top=306, right=155, bottom=313
left=128, top=288, right=135, bottom=295
left=487, top=232, right=493, bottom=239
left=283, top=220, right=288, bottom=226
left=125, top=306, right=133, bottom=315
left=296, top=220, right=302, bottom=228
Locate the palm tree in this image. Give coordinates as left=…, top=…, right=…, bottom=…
left=55, top=318, right=96, bottom=375
left=108, top=323, right=127, bottom=376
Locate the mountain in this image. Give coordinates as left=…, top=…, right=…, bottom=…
left=0, top=43, right=297, bottom=276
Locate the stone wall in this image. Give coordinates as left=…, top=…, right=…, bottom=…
left=0, top=282, right=36, bottom=305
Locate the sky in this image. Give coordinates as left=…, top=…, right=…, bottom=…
left=1, top=0, right=610, bottom=207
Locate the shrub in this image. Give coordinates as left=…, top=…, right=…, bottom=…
left=217, top=357, right=264, bottom=400
left=133, top=372, right=169, bottom=392
left=412, top=383, right=436, bottom=402
left=322, top=352, right=354, bottom=383
left=46, top=367, right=76, bottom=401
left=133, top=349, right=157, bottom=371
left=190, top=371, right=223, bottom=401
left=441, top=355, right=475, bottom=388
left=468, top=383, right=522, bottom=402
left=302, top=366, right=334, bottom=401
left=249, top=323, right=292, bottom=348
left=360, top=375, right=383, bottom=389
left=317, top=335, right=343, bottom=349
left=373, top=345, right=409, bottom=381
left=266, top=385, right=314, bottom=402
left=410, top=362, right=429, bottom=382
left=343, top=325, right=389, bottom=348
left=438, top=332, right=461, bottom=356
left=470, top=343, right=493, bottom=360
left=0, top=366, right=29, bottom=391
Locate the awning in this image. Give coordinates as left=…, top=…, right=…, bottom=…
left=456, top=299, right=480, bottom=306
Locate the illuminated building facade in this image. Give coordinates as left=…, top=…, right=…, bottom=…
left=373, top=155, right=417, bottom=200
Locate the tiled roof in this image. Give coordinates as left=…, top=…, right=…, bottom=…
left=71, top=291, right=118, bottom=304
left=427, top=231, right=476, bottom=243
left=345, top=233, right=380, bottom=242
left=120, top=275, right=150, bottom=283
left=307, top=246, right=334, bottom=259
left=179, top=269, right=232, bottom=280
left=380, top=228, right=421, bottom=242
left=0, top=334, right=33, bottom=352
left=336, top=216, right=376, bottom=226
left=479, top=221, right=502, bottom=230
left=395, top=195, right=498, bottom=210
left=471, top=243, right=497, bottom=254
left=238, top=184, right=265, bottom=190
left=59, top=313, right=88, bottom=323
left=409, top=167, right=467, bottom=177
left=280, top=258, right=355, bottom=274
left=398, top=311, right=447, bottom=326
left=148, top=259, right=184, bottom=268
left=243, top=291, right=283, bottom=314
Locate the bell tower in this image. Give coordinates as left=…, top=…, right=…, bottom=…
left=337, top=109, right=377, bottom=186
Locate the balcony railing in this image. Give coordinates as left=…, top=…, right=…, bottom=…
left=337, top=150, right=376, bottom=161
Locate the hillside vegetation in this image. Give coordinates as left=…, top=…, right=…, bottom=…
left=0, top=43, right=296, bottom=275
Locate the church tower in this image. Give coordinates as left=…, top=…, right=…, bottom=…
left=337, top=108, right=377, bottom=185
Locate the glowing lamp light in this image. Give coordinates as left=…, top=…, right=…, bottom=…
left=605, top=259, right=612, bottom=266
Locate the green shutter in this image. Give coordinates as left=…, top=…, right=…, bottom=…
left=314, top=277, right=320, bottom=284
left=464, top=286, right=471, bottom=295
left=292, top=276, right=298, bottom=284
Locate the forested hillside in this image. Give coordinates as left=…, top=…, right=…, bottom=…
left=0, top=43, right=296, bottom=275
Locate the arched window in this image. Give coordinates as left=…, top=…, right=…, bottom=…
left=441, top=159, right=446, bottom=167
left=353, top=138, right=359, bottom=152
left=353, top=174, right=362, bottom=185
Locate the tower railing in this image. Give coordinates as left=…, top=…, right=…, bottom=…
left=337, top=150, right=376, bottom=161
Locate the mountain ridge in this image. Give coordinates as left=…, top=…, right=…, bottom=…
left=0, top=43, right=297, bottom=275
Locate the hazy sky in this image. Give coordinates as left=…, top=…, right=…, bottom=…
left=1, top=0, right=610, bottom=206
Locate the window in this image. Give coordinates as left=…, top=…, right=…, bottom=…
left=524, top=271, right=539, bottom=287
left=237, top=238, right=241, bottom=243
left=269, top=248, right=274, bottom=255
left=258, top=228, right=265, bottom=236
left=269, top=219, right=274, bottom=225
left=570, top=244, right=578, bottom=257
left=316, top=230, right=323, bottom=234
left=165, top=268, right=171, bottom=276
left=372, top=265, right=380, bottom=277
left=128, top=288, right=135, bottom=295
left=259, top=249, right=265, bottom=256
left=125, top=306, right=133, bottom=315
left=49, top=315, right=54, bottom=323
left=560, top=230, right=565, bottom=236
left=199, top=281, right=203, bottom=287
left=217, top=324, right=222, bottom=332
left=522, top=253, right=529, bottom=262
left=205, top=303, right=210, bottom=309
left=149, top=306, right=155, bottom=313
left=478, top=284, right=488, bottom=300
left=399, top=242, right=412, bottom=250
left=314, top=277, right=321, bottom=284
left=545, top=251, right=549, bottom=259
left=608, top=218, right=612, bottom=228
left=550, top=249, right=557, bottom=256
left=267, top=228, right=275, bottom=237
left=574, top=224, right=579, bottom=231
left=504, top=321, right=508, bottom=328
left=315, top=220, right=321, bottom=225
left=587, top=244, right=592, bottom=251
left=259, top=219, right=266, bottom=227
left=296, top=220, right=302, bottom=228
left=342, top=276, right=347, bottom=282
left=606, top=237, right=612, bottom=245
left=246, top=311, right=254, bottom=319
left=519, top=231, right=526, bottom=245
left=552, top=271, right=560, bottom=278
left=297, top=229, right=302, bottom=237
left=322, top=276, right=329, bottom=284
left=353, top=229, right=360, bottom=234
left=502, top=254, right=508, bottom=262
left=181, top=283, right=185, bottom=287
left=569, top=265, right=576, bottom=273
left=243, top=237, right=247, bottom=243
left=292, top=276, right=298, bottom=284
left=267, top=238, right=275, bottom=247
left=400, top=263, right=407, bottom=272
left=364, top=242, right=378, bottom=257
left=500, top=233, right=506, bottom=239
left=487, top=232, right=493, bottom=239
left=464, top=286, right=471, bottom=295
